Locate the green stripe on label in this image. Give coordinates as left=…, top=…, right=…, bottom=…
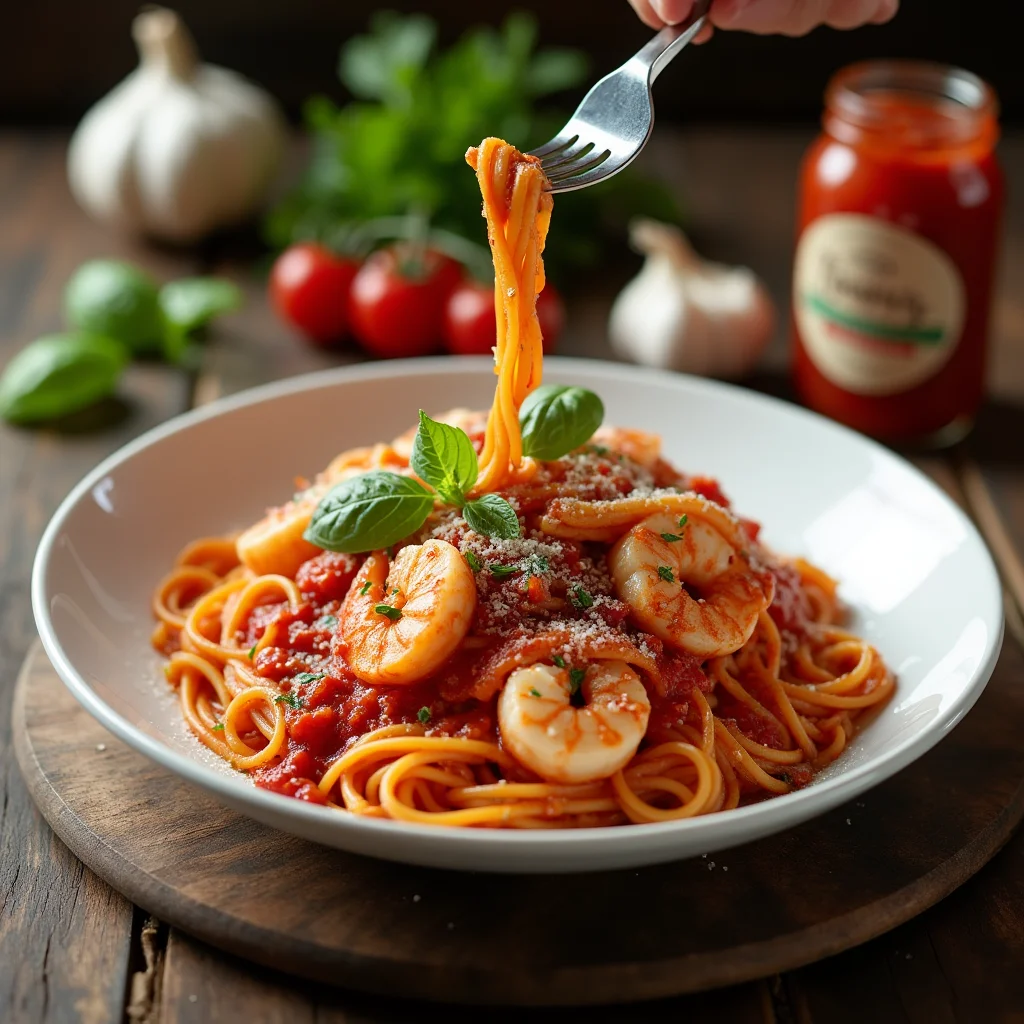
left=804, top=294, right=945, bottom=345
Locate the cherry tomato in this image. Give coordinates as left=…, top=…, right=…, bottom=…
left=441, top=280, right=494, bottom=355
left=348, top=247, right=462, bottom=359
left=536, top=285, right=566, bottom=352
left=269, top=243, right=359, bottom=346
left=442, top=280, right=565, bottom=356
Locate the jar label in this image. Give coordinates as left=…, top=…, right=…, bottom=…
left=794, top=213, right=965, bottom=396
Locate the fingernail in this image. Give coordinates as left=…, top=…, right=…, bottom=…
left=651, top=0, right=691, bottom=25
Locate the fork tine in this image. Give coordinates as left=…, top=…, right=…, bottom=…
left=541, top=141, right=596, bottom=174
left=546, top=155, right=622, bottom=193
left=546, top=148, right=613, bottom=184
left=530, top=134, right=579, bottom=161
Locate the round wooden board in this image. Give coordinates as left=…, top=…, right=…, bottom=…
left=14, top=636, right=1024, bottom=1007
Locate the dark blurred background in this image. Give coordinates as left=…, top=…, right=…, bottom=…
left=1, top=0, right=1016, bottom=127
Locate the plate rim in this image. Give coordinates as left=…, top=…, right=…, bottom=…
left=31, top=356, right=1006, bottom=859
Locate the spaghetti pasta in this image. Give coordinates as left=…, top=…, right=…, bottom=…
left=152, top=137, right=894, bottom=828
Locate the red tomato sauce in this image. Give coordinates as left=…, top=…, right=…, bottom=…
left=237, top=472, right=800, bottom=803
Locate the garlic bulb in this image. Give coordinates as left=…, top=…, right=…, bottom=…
left=68, top=7, right=285, bottom=243
left=609, top=219, right=775, bottom=379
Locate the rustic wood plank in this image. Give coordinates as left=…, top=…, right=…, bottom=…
left=159, top=930, right=771, bottom=1024
left=0, top=132, right=196, bottom=1023
left=784, top=457, right=1024, bottom=1022
left=6, top=127, right=1022, bottom=1019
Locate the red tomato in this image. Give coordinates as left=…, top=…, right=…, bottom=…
left=441, top=280, right=494, bottom=355
left=269, top=243, right=359, bottom=346
left=536, top=285, right=566, bottom=352
left=348, top=247, right=462, bottom=359
left=442, top=280, right=565, bottom=356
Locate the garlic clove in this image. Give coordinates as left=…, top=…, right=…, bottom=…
left=608, top=219, right=776, bottom=380
left=67, top=6, right=285, bottom=243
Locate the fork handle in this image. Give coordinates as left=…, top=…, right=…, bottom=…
left=635, top=0, right=712, bottom=83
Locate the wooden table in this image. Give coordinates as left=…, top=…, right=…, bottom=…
left=2, top=129, right=1023, bottom=1022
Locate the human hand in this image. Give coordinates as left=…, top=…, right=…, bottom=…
left=627, top=0, right=898, bottom=37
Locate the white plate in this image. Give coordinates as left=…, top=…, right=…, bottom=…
left=32, top=357, right=1003, bottom=873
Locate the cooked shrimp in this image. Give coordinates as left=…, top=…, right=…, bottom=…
left=590, top=426, right=661, bottom=468
left=497, top=661, right=651, bottom=784
left=609, top=512, right=774, bottom=659
left=340, top=540, right=476, bottom=685
left=236, top=444, right=406, bottom=577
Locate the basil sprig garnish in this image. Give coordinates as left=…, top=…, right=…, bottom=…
left=519, top=385, right=604, bottom=461
left=411, top=410, right=477, bottom=507
left=305, top=411, right=521, bottom=553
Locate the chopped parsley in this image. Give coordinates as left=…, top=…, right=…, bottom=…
left=248, top=644, right=257, bottom=660
left=529, top=687, right=542, bottom=698
left=273, top=692, right=304, bottom=710
left=318, top=614, right=338, bottom=629
left=660, top=532, right=682, bottom=543
left=292, top=672, right=326, bottom=686
left=552, top=654, right=566, bottom=669
left=657, top=565, right=676, bottom=583
left=586, top=444, right=610, bottom=456
left=465, top=550, right=482, bottom=573
left=525, top=553, right=549, bottom=576
left=212, top=723, right=225, bottom=732
left=489, top=563, right=520, bottom=579
left=359, top=580, right=372, bottom=596
left=490, top=554, right=548, bottom=579
left=568, top=668, right=586, bottom=695
left=417, top=706, right=431, bottom=724
left=374, top=603, right=403, bottom=621
left=678, top=514, right=689, bottom=528
left=572, top=586, right=594, bottom=609
left=779, top=772, right=793, bottom=785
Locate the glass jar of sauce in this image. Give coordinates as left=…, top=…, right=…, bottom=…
left=792, top=61, right=1004, bottom=444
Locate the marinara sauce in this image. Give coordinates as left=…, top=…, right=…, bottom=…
left=792, top=61, right=1003, bottom=444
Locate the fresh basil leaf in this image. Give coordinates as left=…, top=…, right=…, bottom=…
left=0, top=333, right=127, bottom=425
left=304, top=471, right=434, bottom=553
left=519, top=385, right=605, bottom=461
left=411, top=410, right=477, bottom=506
left=462, top=494, right=521, bottom=540
left=159, top=278, right=242, bottom=333
left=64, top=260, right=163, bottom=355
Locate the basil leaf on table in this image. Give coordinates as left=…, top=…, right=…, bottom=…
left=304, top=471, right=434, bottom=553
left=463, top=494, right=521, bottom=540
left=411, top=410, right=478, bottom=506
left=0, top=333, right=128, bottom=425
left=519, top=385, right=605, bottom=461
left=159, top=278, right=242, bottom=333
left=63, top=260, right=164, bottom=356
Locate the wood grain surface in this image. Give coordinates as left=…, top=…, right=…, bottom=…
left=13, top=626, right=1024, bottom=1006
left=0, top=134, right=195, bottom=1024
left=4, top=130, right=1024, bottom=1021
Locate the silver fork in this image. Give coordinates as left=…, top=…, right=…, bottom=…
left=530, top=0, right=711, bottom=193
